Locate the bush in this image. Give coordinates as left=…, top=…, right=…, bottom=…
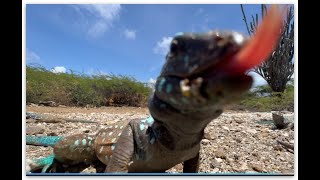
left=235, top=84, right=294, bottom=112
left=26, top=66, right=152, bottom=107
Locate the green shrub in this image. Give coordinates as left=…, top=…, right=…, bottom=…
left=237, top=84, right=294, bottom=112
left=26, top=66, right=152, bottom=107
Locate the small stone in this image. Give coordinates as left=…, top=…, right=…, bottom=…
left=239, top=163, right=248, bottom=171
left=246, top=128, right=257, bottom=134
left=222, top=126, right=230, bottom=131
left=201, top=139, right=210, bottom=145
left=212, top=168, right=219, bottom=173
left=203, top=131, right=215, bottom=140
left=215, top=158, right=223, bottom=163
left=26, top=126, right=45, bottom=135
left=47, top=132, right=58, bottom=136
left=235, top=119, right=244, bottom=124
left=83, top=129, right=90, bottom=133
left=273, top=145, right=283, bottom=151
left=215, top=150, right=226, bottom=159
left=250, top=163, right=264, bottom=172
left=210, top=159, right=221, bottom=168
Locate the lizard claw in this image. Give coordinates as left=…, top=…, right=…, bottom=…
left=25, top=155, right=55, bottom=173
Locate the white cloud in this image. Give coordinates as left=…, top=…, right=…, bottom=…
left=74, top=4, right=121, bottom=38
left=26, top=48, right=40, bottom=64
left=248, top=71, right=268, bottom=87
left=51, top=66, right=67, bottom=73
left=147, top=78, right=157, bottom=89
left=87, top=20, right=109, bottom=38
left=148, top=78, right=156, bottom=84
left=153, top=37, right=173, bottom=56
left=123, top=29, right=136, bottom=40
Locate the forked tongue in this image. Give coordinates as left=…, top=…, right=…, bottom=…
left=222, top=5, right=285, bottom=74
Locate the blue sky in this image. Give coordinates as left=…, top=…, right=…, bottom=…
left=26, top=4, right=288, bottom=87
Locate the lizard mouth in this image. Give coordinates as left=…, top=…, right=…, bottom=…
left=214, top=5, right=284, bottom=75
left=181, top=5, right=284, bottom=100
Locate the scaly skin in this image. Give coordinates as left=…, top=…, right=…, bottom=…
left=26, top=31, right=253, bottom=173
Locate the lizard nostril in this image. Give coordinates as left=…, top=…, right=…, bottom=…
left=216, top=91, right=224, bottom=98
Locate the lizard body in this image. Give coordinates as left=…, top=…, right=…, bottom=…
left=27, top=30, right=270, bottom=173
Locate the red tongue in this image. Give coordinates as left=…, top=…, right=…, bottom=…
left=222, top=5, right=285, bottom=74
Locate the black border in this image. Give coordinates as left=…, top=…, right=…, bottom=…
left=6, top=0, right=22, bottom=178
left=298, top=0, right=314, bottom=178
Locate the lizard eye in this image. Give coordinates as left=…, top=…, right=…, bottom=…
left=170, top=39, right=179, bottom=53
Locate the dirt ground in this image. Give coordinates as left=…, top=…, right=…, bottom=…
left=25, top=105, right=294, bottom=175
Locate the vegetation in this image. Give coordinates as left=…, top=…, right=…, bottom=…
left=228, top=81, right=294, bottom=112
left=26, top=65, right=152, bottom=107
left=240, top=4, right=294, bottom=92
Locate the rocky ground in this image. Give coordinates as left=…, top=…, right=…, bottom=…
left=25, top=105, right=294, bottom=175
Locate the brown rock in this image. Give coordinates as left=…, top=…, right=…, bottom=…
left=47, top=132, right=58, bottom=136
left=215, top=150, right=226, bottom=159
left=26, top=126, right=45, bottom=135
left=210, top=159, right=221, bottom=168
left=250, top=163, right=264, bottom=172
left=201, top=139, right=211, bottom=145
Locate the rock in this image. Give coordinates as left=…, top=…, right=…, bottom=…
left=215, top=158, right=223, bottom=163
left=38, top=101, right=57, bottom=107
left=239, top=163, right=249, bottom=171
left=212, top=168, right=219, bottom=173
left=47, top=132, right=58, bottom=136
left=252, top=152, right=259, bottom=157
left=250, top=163, right=264, bottom=172
left=210, top=159, right=221, bottom=168
left=246, top=128, right=257, bottom=134
left=273, top=145, right=283, bottom=151
left=26, top=119, right=37, bottom=123
left=83, top=129, right=90, bottom=133
left=235, top=119, right=244, bottom=124
left=222, top=126, right=230, bottom=131
left=26, top=126, right=45, bottom=135
left=201, top=139, right=211, bottom=145
left=203, top=131, right=215, bottom=140
left=28, top=103, right=38, bottom=107
left=215, top=150, right=226, bottom=159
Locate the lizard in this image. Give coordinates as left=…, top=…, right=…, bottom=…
left=26, top=111, right=97, bottom=124
left=26, top=5, right=283, bottom=173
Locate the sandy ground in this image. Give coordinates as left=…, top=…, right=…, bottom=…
left=25, top=105, right=294, bottom=175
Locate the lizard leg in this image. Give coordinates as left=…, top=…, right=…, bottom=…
left=183, top=153, right=199, bottom=173
left=105, top=125, right=134, bottom=172
left=26, top=155, right=55, bottom=173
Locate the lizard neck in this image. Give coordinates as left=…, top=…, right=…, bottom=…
left=149, top=119, right=204, bottom=151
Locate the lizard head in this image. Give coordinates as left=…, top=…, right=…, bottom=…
left=156, top=5, right=283, bottom=110
left=157, top=31, right=253, bottom=110
left=161, top=31, right=249, bottom=78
